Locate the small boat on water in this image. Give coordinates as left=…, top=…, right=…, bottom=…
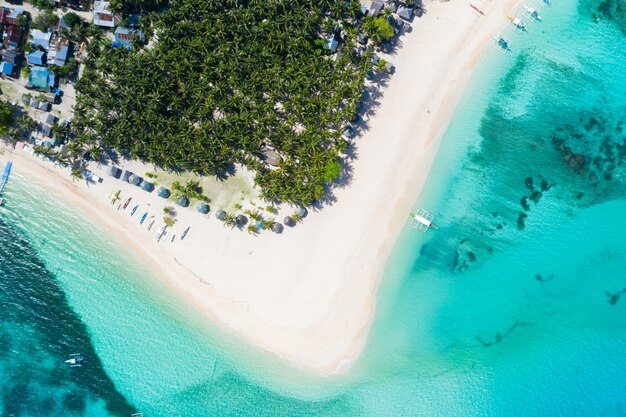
left=123, top=197, right=132, bottom=209
left=493, top=35, right=512, bottom=52
left=139, top=212, right=148, bottom=224
left=147, top=220, right=155, bottom=231
left=507, top=16, right=528, bottom=31
left=130, top=205, right=138, bottom=216
left=65, top=353, right=83, bottom=367
left=0, top=198, right=4, bottom=207
left=0, top=161, right=12, bottom=195
left=543, top=0, right=551, bottom=7
left=181, top=227, right=190, bottom=240
left=523, top=4, right=542, bottom=20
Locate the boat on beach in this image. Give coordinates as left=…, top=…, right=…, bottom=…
left=156, top=226, right=167, bottom=242
left=130, top=205, right=138, bottom=216
left=523, top=4, right=542, bottom=21
left=123, top=197, right=132, bottom=209
left=181, top=226, right=190, bottom=240
left=139, top=212, right=148, bottom=224
left=147, top=220, right=155, bottom=231
left=110, top=190, right=121, bottom=204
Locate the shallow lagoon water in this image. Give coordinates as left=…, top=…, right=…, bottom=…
left=1, top=0, right=626, bottom=415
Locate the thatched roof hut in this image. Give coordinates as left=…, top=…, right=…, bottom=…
left=128, top=174, right=143, bottom=186
left=284, top=216, right=295, bottom=227
left=157, top=187, right=170, bottom=198
left=271, top=223, right=284, bottom=234
left=196, top=203, right=210, bottom=214
left=215, top=209, right=226, bottom=220
left=107, top=166, right=122, bottom=179
left=177, top=196, right=189, bottom=207
left=295, top=207, right=307, bottom=218
left=235, top=214, right=248, bottom=226
left=262, top=149, right=282, bottom=167
left=141, top=181, right=154, bottom=192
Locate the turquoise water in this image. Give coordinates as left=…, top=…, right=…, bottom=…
left=1, top=0, right=626, bottom=415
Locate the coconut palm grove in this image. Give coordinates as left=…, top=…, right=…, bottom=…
left=72, top=0, right=397, bottom=205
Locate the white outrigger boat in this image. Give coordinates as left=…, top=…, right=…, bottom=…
left=65, top=353, right=83, bottom=367
left=507, top=15, right=528, bottom=31
left=523, top=4, right=542, bottom=21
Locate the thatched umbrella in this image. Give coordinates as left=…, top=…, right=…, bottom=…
left=284, top=216, right=295, bottom=227
left=196, top=202, right=210, bottom=214
left=157, top=187, right=170, bottom=198
left=272, top=223, right=284, bottom=234
left=128, top=174, right=142, bottom=186
left=141, top=181, right=154, bottom=192
left=235, top=214, right=248, bottom=226
left=295, top=207, right=307, bottom=218
left=177, top=196, right=189, bottom=207
left=215, top=209, right=226, bottom=220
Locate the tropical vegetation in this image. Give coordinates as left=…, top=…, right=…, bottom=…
left=72, top=0, right=377, bottom=205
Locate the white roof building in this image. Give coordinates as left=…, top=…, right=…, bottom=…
left=93, top=1, right=120, bottom=28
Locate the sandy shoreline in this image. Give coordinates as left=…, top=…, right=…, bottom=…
left=1, top=0, right=517, bottom=374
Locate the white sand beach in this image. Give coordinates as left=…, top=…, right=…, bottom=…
left=1, top=0, right=518, bottom=374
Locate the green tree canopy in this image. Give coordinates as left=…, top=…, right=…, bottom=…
left=73, top=0, right=373, bottom=205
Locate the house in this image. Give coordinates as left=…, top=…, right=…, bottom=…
left=0, top=8, right=10, bottom=26
left=41, top=123, right=52, bottom=137
left=4, top=25, right=23, bottom=50
left=0, top=61, right=13, bottom=76
left=2, top=50, right=18, bottom=65
left=369, top=0, right=383, bottom=17
left=29, top=66, right=50, bottom=90
left=325, top=37, right=338, bottom=52
left=93, top=1, right=120, bottom=28
left=48, top=39, right=70, bottom=66
left=397, top=5, right=413, bottom=21
left=38, top=101, right=50, bottom=111
left=45, top=113, right=57, bottom=125
left=27, top=50, right=46, bottom=66
left=114, top=26, right=144, bottom=48
left=6, top=8, right=24, bottom=26
left=31, top=29, right=52, bottom=50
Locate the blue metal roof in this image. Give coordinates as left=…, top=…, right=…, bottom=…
left=0, top=62, right=13, bottom=75
left=28, top=50, right=45, bottom=66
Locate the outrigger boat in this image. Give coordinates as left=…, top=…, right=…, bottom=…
left=469, top=3, right=485, bottom=15
left=181, top=226, right=190, bottom=240
left=523, top=4, right=542, bottom=21
left=65, top=353, right=83, bottom=367
left=130, top=205, right=139, bottom=216
left=507, top=15, right=528, bottom=31
left=410, top=208, right=438, bottom=232
left=493, top=35, right=512, bottom=52
left=139, top=212, right=148, bottom=224
left=122, top=197, right=132, bottom=209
